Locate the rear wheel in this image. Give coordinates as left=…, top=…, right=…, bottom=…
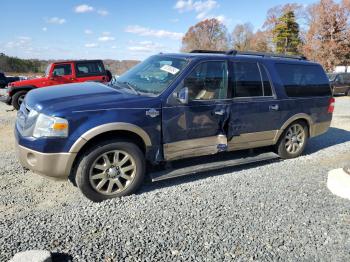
left=12, top=91, right=27, bottom=110
left=75, top=140, right=145, bottom=202
left=276, top=121, right=308, bottom=159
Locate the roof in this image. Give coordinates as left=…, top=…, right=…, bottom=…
left=50, top=59, right=103, bottom=64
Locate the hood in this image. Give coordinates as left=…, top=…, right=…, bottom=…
left=25, top=82, right=160, bottom=116
left=12, top=77, right=45, bottom=87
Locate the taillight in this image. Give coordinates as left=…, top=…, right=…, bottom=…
left=328, top=97, right=335, bottom=113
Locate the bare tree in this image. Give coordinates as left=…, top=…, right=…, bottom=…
left=181, top=18, right=229, bottom=52
left=231, top=23, right=254, bottom=51
left=250, top=30, right=272, bottom=52
left=303, top=0, right=350, bottom=71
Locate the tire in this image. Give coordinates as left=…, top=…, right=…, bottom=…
left=75, top=140, right=145, bottom=202
left=276, top=121, right=309, bottom=159
left=11, top=91, right=27, bottom=110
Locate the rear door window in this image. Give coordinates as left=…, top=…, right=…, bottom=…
left=75, top=61, right=105, bottom=77
left=275, top=63, right=331, bottom=97
left=232, top=62, right=273, bottom=97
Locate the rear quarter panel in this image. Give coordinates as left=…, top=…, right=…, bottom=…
left=265, top=60, right=332, bottom=131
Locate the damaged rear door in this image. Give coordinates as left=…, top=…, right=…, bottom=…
left=227, top=60, right=282, bottom=150
left=162, top=60, right=231, bottom=161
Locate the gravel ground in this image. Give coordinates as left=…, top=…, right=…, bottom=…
left=0, top=89, right=350, bottom=261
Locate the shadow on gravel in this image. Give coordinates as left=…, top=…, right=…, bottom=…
left=140, top=155, right=281, bottom=194
left=140, top=127, right=350, bottom=194
left=52, top=252, right=73, bottom=262
left=306, top=127, right=350, bottom=154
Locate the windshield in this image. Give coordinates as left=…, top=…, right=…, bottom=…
left=327, top=73, right=337, bottom=81
left=45, top=64, right=52, bottom=77
left=112, top=55, right=188, bottom=96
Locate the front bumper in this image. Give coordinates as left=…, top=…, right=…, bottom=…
left=16, top=141, right=76, bottom=180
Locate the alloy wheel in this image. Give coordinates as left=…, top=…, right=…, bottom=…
left=89, top=150, right=136, bottom=195
left=284, top=123, right=305, bottom=154
left=18, top=94, right=25, bottom=105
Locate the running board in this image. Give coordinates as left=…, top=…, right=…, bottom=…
left=150, top=151, right=279, bottom=182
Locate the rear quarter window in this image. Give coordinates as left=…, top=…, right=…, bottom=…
left=75, top=61, right=105, bottom=77
left=275, top=63, right=331, bottom=97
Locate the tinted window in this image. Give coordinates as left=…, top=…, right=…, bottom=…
left=260, top=64, right=273, bottom=96
left=341, top=73, right=350, bottom=83
left=75, top=61, right=104, bottom=77
left=276, top=63, right=331, bottom=97
left=233, top=62, right=263, bottom=97
left=185, top=61, right=228, bottom=100
left=53, top=64, right=72, bottom=76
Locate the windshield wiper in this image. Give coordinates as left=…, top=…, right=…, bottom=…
left=117, top=81, right=140, bottom=95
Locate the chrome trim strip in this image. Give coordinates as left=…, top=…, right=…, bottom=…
left=69, top=122, right=152, bottom=153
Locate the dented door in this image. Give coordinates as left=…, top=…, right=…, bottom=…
left=162, top=60, right=231, bottom=161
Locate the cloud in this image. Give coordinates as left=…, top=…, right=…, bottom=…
left=84, top=29, right=93, bottom=34
left=85, top=43, right=98, bottom=48
left=211, top=14, right=232, bottom=25
left=97, top=9, right=109, bottom=16
left=128, top=41, right=164, bottom=52
left=5, top=36, right=32, bottom=49
left=98, top=36, right=115, bottom=42
left=46, top=17, right=66, bottom=24
left=174, top=0, right=218, bottom=19
left=125, top=25, right=183, bottom=40
left=170, top=18, right=180, bottom=23
left=42, top=27, right=48, bottom=32
left=75, top=4, right=94, bottom=13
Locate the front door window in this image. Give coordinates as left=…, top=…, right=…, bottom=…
left=184, top=61, right=228, bottom=101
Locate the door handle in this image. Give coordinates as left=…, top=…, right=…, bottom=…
left=214, top=109, right=225, bottom=116
left=269, top=104, right=279, bottom=111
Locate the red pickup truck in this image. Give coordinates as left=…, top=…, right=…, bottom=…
left=5, top=60, right=112, bottom=109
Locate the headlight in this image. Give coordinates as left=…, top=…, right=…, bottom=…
left=33, top=113, right=69, bottom=138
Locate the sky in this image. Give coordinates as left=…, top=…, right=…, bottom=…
left=1, top=0, right=319, bottom=61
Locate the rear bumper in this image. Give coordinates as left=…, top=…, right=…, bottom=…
left=16, top=141, right=76, bottom=180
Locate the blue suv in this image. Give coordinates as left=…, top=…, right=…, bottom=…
left=15, top=50, right=334, bottom=201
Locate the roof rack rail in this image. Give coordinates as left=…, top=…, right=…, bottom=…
left=190, top=50, right=226, bottom=54
left=190, top=49, right=307, bottom=60
left=232, top=50, right=307, bottom=60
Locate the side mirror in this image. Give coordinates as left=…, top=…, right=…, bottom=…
left=177, top=87, right=189, bottom=104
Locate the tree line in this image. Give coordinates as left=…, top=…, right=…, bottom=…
left=181, top=0, right=350, bottom=71
left=0, top=53, right=139, bottom=75
left=0, top=53, right=46, bottom=73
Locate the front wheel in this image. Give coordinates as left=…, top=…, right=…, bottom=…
left=75, top=141, right=145, bottom=202
left=12, top=91, right=27, bottom=110
left=276, top=121, right=308, bottom=159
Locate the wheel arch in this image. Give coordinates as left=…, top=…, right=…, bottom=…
left=10, top=85, right=36, bottom=95
left=69, top=123, right=152, bottom=154
left=68, top=124, right=151, bottom=185
left=274, top=114, right=313, bottom=143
